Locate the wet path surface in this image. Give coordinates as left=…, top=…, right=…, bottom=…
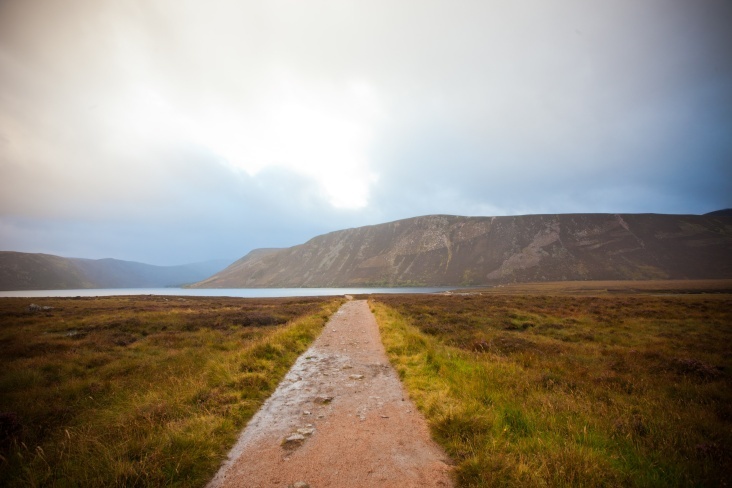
left=207, top=299, right=453, bottom=488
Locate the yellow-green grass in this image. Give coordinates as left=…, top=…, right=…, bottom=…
left=0, top=295, right=343, bottom=486
left=371, top=293, right=732, bottom=487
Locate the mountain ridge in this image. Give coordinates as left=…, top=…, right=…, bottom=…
left=192, top=212, right=732, bottom=288
left=0, top=252, right=231, bottom=291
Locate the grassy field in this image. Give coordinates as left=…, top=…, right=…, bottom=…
left=371, top=289, right=732, bottom=487
left=470, top=279, right=732, bottom=296
left=0, top=295, right=343, bottom=487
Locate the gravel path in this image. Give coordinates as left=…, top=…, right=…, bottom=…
left=207, top=299, right=454, bottom=488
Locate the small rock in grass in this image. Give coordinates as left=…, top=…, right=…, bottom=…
left=349, top=374, right=364, bottom=380
left=289, top=482, right=310, bottom=488
left=314, top=396, right=333, bottom=404
left=297, top=426, right=315, bottom=436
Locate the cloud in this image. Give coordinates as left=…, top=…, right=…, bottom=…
left=1, top=0, right=731, bottom=264
left=178, top=74, right=382, bottom=209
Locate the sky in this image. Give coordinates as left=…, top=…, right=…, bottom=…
left=1, top=0, right=731, bottom=266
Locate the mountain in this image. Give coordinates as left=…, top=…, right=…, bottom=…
left=0, top=252, right=232, bottom=291
left=192, top=212, right=732, bottom=288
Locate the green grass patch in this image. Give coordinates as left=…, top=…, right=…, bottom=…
left=371, top=293, right=731, bottom=487
left=0, top=295, right=343, bottom=487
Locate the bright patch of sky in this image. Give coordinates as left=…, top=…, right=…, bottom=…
left=116, top=75, right=381, bottom=209
left=184, top=75, right=381, bottom=209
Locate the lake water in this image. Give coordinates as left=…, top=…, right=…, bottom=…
left=0, top=287, right=456, bottom=298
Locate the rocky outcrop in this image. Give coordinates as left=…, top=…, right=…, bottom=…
left=193, top=212, right=732, bottom=288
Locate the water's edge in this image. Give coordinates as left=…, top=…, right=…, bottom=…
left=0, top=287, right=457, bottom=298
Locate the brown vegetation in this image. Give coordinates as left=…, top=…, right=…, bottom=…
left=0, top=295, right=342, bottom=486
left=372, top=289, right=732, bottom=486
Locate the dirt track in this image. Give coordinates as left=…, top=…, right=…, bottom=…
left=207, top=299, right=453, bottom=488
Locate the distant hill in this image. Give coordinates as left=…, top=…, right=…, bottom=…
left=0, top=252, right=231, bottom=290
left=192, top=212, right=732, bottom=288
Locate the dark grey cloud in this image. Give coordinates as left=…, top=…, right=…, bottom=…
left=1, top=0, right=731, bottom=264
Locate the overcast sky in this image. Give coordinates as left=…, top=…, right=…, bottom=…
left=1, top=0, right=731, bottom=265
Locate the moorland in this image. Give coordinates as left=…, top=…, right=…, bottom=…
left=0, top=280, right=730, bottom=487
left=371, top=282, right=732, bottom=486
left=0, top=295, right=342, bottom=486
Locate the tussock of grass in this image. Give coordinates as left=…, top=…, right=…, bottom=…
left=371, top=294, right=731, bottom=487
left=0, top=296, right=343, bottom=487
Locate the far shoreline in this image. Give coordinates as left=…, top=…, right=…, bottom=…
left=2, top=279, right=732, bottom=298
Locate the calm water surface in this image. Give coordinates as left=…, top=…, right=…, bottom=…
left=0, top=287, right=455, bottom=298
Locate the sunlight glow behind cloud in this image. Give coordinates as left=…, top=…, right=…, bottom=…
left=184, top=75, right=381, bottom=209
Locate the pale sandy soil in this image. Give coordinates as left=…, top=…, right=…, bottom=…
left=207, top=299, right=454, bottom=488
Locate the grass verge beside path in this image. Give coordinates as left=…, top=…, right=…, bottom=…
left=0, top=295, right=343, bottom=487
left=371, top=294, right=731, bottom=487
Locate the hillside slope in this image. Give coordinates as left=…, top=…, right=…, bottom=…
left=0, top=252, right=231, bottom=290
left=193, top=212, right=732, bottom=288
